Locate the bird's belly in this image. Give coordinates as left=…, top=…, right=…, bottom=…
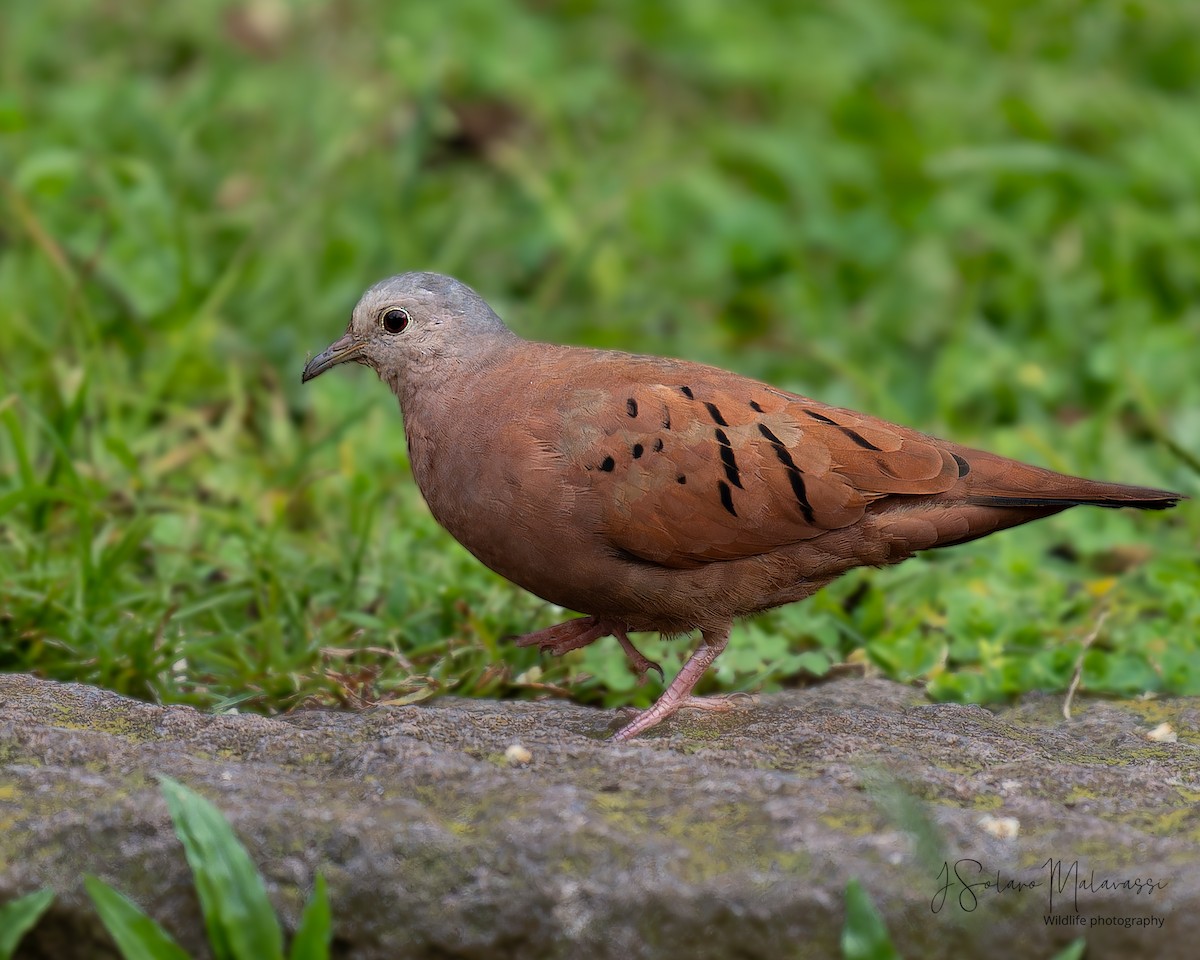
left=436, top=500, right=628, bottom=615
left=421, top=472, right=798, bottom=627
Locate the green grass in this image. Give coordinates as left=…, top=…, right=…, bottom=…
left=1, top=0, right=1197, bottom=717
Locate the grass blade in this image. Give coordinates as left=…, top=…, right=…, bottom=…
left=842, top=878, right=901, bottom=960
left=83, top=875, right=191, bottom=960
left=1051, top=940, right=1087, bottom=960
left=289, top=873, right=332, bottom=960
left=158, top=775, right=284, bottom=960
left=0, top=888, right=55, bottom=960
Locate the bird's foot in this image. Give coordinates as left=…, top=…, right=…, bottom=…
left=513, top=616, right=609, bottom=656
left=615, top=692, right=752, bottom=722
left=673, top=692, right=755, bottom=712
left=610, top=628, right=733, bottom=742
left=513, top=617, right=664, bottom=682
left=611, top=626, right=664, bottom=684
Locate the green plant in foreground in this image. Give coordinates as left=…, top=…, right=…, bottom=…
left=840, top=879, right=1086, bottom=960
left=82, top=776, right=332, bottom=960
left=842, top=879, right=902, bottom=960
left=0, top=888, right=55, bottom=960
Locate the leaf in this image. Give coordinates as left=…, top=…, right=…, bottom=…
left=794, top=650, right=832, bottom=677
left=289, top=874, right=332, bottom=960
left=1050, top=938, right=1086, bottom=960
left=841, top=878, right=901, bottom=960
left=0, top=888, right=55, bottom=960
left=158, top=776, right=284, bottom=960
left=83, top=876, right=191, bottom=960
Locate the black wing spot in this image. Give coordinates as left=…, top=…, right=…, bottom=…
left=769, top=440, right=799, bottom=472
left=758, top=424, right=799, bottom=470
left=757, top=423, right=783, bottom=446
left=757, top=424, right=814, bottom=521
left=785, top=469, right=816, bottom=524
left=662, top=408, right=672, bottom=429
left=626, top=398, right=638, bottom=418
left=653, top=438, right=664, bottom=452
left=704, top=402, right=729, bottom=426
left=805, top=409, right=838, bottom=425
left=750, top=400, right=764, bottom=412
left=600, top=456, right=615, bottom=472
left=717, top=480, right=737, bottom=517
left=677, top=475, right=687, bottom=485
left=952, top=453, right=971, bottom=478
left=632, top=443, right=644, bottom=459
left=680, top=386, right=694, bottom=399
left=714, top=428, right=742, bottom=487
left=838, top=426, right=882, bottom=451
left=717, top=443, right=743, bottom=489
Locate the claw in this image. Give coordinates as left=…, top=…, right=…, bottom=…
left=613, top=627, right=664, bottom=684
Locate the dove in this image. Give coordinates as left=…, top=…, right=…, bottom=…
left=302, top=272, right=1184, bottom=740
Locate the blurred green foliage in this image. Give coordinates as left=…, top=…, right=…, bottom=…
left=1, top=0, right=1196, bottom=715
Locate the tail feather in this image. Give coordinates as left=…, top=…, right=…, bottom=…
left=872, top=447, right=1190, bottom=555
left=948, top=445, right=1186, bottom=513
left=966, top=490, right=1184, bottom=512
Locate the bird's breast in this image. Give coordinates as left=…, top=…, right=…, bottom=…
left=400, top=385, right=620, bottom=611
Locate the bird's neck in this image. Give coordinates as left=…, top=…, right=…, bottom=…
left=384, top=333, right=525, bottom=414
left=387, top=335, right=534, bottom=523
left=385, top=336, right=529, bottom=479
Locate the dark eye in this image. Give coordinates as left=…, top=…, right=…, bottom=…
left=381, top=308, right=410, bottom=334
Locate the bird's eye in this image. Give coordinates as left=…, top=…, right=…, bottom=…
left=381, top=308, right=410, bottom=334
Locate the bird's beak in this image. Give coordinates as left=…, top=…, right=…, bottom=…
left=301, top=333, right=364, bottom=383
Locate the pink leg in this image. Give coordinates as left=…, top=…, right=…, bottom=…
left=612, top=625, right=664, bottom=683
left=611, top=625, right=732, bottom=742
left=514, top=617, right=664, bottom=682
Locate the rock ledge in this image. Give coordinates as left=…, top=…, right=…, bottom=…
left=2, top=674, right=1197, bottom=958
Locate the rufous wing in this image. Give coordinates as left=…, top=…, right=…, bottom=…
left=556, top=361, right=962, bottom=568
left=551, top=355, right=1181, bottom=570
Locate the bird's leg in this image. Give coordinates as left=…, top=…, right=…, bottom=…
left=611, top=625, right=732, bottom=741
left=513, top=617, right=663, bottom=682
left=610, top=625, right=664, bottom=683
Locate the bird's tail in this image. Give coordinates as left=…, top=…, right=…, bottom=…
left=874, top=447, right=1186, bottom=555
left=964, top=485, right=1184, bottom=512
left=953, top=446, right=1186, bottom=512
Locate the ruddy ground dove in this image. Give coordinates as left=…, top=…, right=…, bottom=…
left=302, top=273, right=1184, bottom=741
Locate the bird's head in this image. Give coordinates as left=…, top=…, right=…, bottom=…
left=301, top=272, right=516, bottom=386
